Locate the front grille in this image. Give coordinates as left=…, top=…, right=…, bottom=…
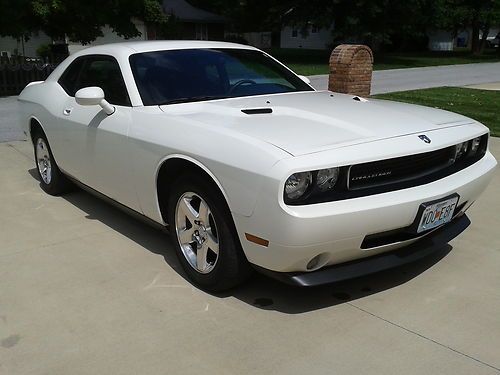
left=348, top=147, right=455, bottom=190
left=285, top=134, right=488, bottom=205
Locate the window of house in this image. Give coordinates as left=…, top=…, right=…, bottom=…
left=311, top=25, right=319, bottom=34
left=291, top=29, right=298, bottom=38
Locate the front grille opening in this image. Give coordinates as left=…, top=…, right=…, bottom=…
left=361, top=201, right=467, bottom=249
left=348, top=147, right=454, bottom=190
left=287, top=134, right=488, bottom=205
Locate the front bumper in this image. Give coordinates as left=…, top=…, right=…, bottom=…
left=254, top=214, right=470, bottom=286
left=234, top=151, right=497, bottom=273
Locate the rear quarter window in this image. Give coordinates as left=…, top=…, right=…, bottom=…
left=57, top=55, right=131, bottom=107
left=58, top=58, right=85, bottom=96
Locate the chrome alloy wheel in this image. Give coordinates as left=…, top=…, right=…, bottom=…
left=175, top=192, right=220, bottom=274
left=36, top=138, right=52, bottom=184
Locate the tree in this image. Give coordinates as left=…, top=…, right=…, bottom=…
left=0, top=0, right=167, bottom=45
left=433, top=0, right=500, bottom=54
left=0, top=0, right=39, bottom=40
left=192, top=0, right=434, bottom=50
left=266, top=0, right=434, bottom=51
left=192, top=0, right=500, bottom=54
left=189, top=0, right=290, bottom=33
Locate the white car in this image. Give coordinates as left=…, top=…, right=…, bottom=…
left=18, top=41, right=497, bottom=291
left=486, top=35, right=500, bottom=48
left=487, top=36, right=499, bottom=48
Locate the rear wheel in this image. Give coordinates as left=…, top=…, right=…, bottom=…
left=168, top=173, right=252, bottom=291
left=33, top=131, right=71, bottom=195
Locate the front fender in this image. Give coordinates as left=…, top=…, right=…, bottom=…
left=129, top=108, right=289, bottom=224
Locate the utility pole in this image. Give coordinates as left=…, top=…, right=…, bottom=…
left=21, top=37, right=25, bottom=59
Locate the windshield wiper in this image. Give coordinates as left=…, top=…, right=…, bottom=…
left=158, top=95, right=228, bottom=105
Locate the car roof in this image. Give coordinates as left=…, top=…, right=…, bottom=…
left=73, top=40, right=259, bottom=57
left=45, top=40, right=267, bottom=105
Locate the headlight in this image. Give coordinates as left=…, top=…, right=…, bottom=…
left=470, top=136, right=481, bottom=154
left=454, top=141, right=469, bottom=160
left=284, top=168, right=339, bottom=202
left=316, top=167, right=339, bottom=191
left=285, top=172, right=312, bottom=200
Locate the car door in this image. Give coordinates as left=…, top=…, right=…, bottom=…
left=56, top=55, right=140, bottom=212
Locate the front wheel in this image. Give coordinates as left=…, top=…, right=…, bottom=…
left=33, top=131, right=71, bottom=195
left=168, top=174, right=252, bottom=291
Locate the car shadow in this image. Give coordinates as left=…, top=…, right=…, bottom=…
left=28, top=168, right=38, bottom=180
left=29, top=168, right=454, bottom=314
left=221, top=246, right=451, bottom=314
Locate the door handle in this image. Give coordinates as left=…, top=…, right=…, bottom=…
left=63, top=108, right=73, bottom=116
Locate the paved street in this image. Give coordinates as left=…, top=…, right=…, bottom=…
left=2, top=62, right=500, bottom=143
left=0, top=139, right=499, bottom=374
left=0, top=96, right=23, bottom=143
left=465, top=82, right=500, bottom=91
left=309, top=62, right=500, bottom=93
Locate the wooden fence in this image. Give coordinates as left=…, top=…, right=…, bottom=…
left=0, top=63, right=57, bottom=96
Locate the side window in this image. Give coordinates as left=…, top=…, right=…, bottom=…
left=77, top=56, right=131, bottom=106
left=204, top=64, right=221, bottom=83
left=58, top=58, right=85, bottom=96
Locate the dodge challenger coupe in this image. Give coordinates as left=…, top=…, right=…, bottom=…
left=18, top=41, right=497, bottom=291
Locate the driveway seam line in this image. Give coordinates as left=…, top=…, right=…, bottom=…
left=7, top=142, right=33, bottom=161
left=37, top=229, right=113, bottom=249
left=0, top=229, right=112, bottom=260
left=347, top=302, right=500, bottom=372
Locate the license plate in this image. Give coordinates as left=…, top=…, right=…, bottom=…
left=417, top=196, right=459, bottom=233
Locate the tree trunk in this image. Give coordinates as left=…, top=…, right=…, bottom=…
left=479, top=24, right=490, bottom=54
left=471, top=21, right=481, bottom=55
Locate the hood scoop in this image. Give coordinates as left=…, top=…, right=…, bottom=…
left=241, top=108, right=273, bottom=115
left=168, top=91, right=471, bottom=156
left=352, top=96, right=369, bottom=102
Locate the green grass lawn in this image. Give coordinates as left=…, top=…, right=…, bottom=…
left=373, top=87, right=500, bottom=137
left=267, top=48, right=500, bottom=76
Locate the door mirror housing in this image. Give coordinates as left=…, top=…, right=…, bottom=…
left=298, top=75, right=311, bottom=85
left=75, top=87, right=115, bottom=115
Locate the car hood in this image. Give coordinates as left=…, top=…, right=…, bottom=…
left=160, top=91, right=474, bottom=156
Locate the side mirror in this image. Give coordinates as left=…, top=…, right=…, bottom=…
left=298, top=75, right=311, bottom=85
left=75, top=87, right=115, bottom=115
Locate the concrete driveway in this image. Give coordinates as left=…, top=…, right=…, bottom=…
left=0, top=96, right=23, bottom=143
left=309, top=62, right=500, bottom=93
left=1, top=139, right=499, bottom=374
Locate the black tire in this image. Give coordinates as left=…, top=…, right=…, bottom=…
left=32, top=130, right=72, bottom=196
left=167, top=173, right=252, bottom=291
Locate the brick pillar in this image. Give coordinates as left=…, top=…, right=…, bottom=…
left=328, top=44, right=373, bottom=97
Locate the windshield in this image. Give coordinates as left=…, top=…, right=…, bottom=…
left=129, top=48, right=313, bottom=106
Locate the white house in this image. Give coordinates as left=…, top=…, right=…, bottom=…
left=280, top=24, right=334, bottom=50
left=428, top=29, right=471, bottom=51
left=67, top=20, right=148, bottom=55
left=428, top=28, right=500, bottom=51
left=68, top=0, right=226, bottom=54
left=0, top=31, right=52, bottom=59
left=1, top=0, right=226, bottom=59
